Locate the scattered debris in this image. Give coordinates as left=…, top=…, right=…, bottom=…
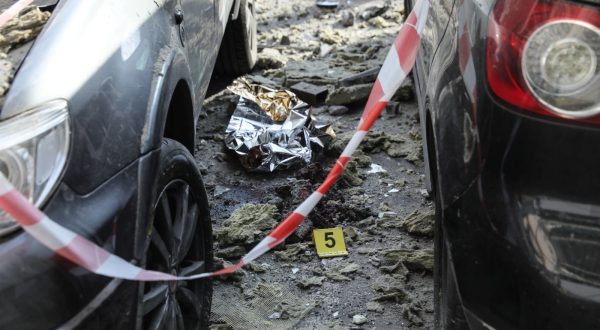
left=0, top=6, right=50, bottom=52
left=339, top=68, right=379, bottom=87
left=372, top=275, right=409, bottom=302
left=290, top=81, right=329, bottom=105
left=297, top=276, right=326, bottom=289
left=205, top=0, right=434, bottom=327
left=367, top=301, right=384, bottom=313
left=339, top=10, right=355, bottom=27
left=352, top=314, right=368, bottom=325
left=319, top=28, right=344, bottom=45
left=255, top=48, right=286, bottom=70
left=326, top=83, right=372, bottom=105
left=327, top=105, right=349, bottom=116
left=214, top=185, right=231, bottom=197
left=215, top=204, right=279, bottom=246
left=400, top=209, right=435, bottom=236
left=274, top=242, right=313, bottom=262
left=216, top=245, right=247, bottom=260
left=402, top=302, right=425, bottom=326
left=380, top=248, right=434, bottom=272
left=367, top=163, right=387, bottom=174
left=359, top=4, right=389, bottom=20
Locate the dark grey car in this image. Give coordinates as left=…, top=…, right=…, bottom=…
left=0, top=0, right=256, bottom=328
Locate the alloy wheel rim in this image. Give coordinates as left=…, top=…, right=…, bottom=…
left=142, top=180, right=208, bottom=330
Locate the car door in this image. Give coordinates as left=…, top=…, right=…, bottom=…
left=180, top=0, right=216, bottom=102
left=411, top=0, right=455, bottom=98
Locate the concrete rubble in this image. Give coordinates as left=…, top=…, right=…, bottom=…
left=202, top=0, right=435, bottom=328
left=215, top=204, right=279, bottom=246
left=0, top=6, right=51, bottom=106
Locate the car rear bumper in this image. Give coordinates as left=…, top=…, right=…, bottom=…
left=0, top=150, right=159, bottom=329
left=444, top=102, right=600, bottom=329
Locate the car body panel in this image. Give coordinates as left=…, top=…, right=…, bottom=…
left=0, top=150, right=152, bottom=329
left=411, top=0, right=600, bottom=328
left=0, top=0, right=237, bottom=327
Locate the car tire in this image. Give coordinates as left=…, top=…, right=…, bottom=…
left=215, top=0, right=257, bottom=76
left=141, top=138, right=213, bottom=330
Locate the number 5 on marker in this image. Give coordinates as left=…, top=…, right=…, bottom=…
left=312, top=228, right=348, bottom=258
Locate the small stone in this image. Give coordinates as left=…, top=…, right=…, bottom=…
left=297, top=276, right=326, bottom=289
left=380, top=248, right=434, bottom=272
left=339, top=262, right=360, bottom=274
left=352, top=314, right=368, bottom=325
left=369, top=16, right=391, bottom=28
left=367, top=163, right=387, bottom=174
left=367, top=301, right=384, bottom=313
left=280, top=35, right=291, bottom=45
left=359, top=4, right=388, bottom=20
left=343, top=227, right=358, bottom=242
left=327, top=105, right=349, bottom=116
left=319, top=28, right=343, bottom=45
left=255, top=48, right=286, bottom=70
left=215, top=152, right=228, bottom=162
left=372, top=275, right=408, bottom=302
left=246, top=262, right=266, bottom=273
left=339, top=10, right=354, bottom=27
left=326, top=84, right=372, bottom=105
left=357, top=247, right=377, bottom=255
left=269, top=312, right=282, bottom=319
left=325, top=271, right=351, bottom=282
left=320, top=43, right=334, bottom=57
left=214, top=185, right=230, bottom=197
left=198, top=163, right=208, bottom=175
left=332, top=311, right=339, bottom=318
left=215, top=245, right=246, bottom=259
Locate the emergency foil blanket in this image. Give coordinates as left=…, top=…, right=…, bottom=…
left=225, top=79, right=335, bottom=172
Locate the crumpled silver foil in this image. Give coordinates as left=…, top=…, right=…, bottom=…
left=225, top=79, right=335, bottom=172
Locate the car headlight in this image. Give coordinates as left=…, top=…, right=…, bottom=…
left=0, top=100, right=70, bottom=236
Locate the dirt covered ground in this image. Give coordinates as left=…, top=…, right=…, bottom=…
left=199, top=0, right=435, bottom=328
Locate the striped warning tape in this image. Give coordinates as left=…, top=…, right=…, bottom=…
left=0, top=0, right=430, bottom=281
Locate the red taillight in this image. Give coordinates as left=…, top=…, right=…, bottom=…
left=487, top=0, right=600, bottom=123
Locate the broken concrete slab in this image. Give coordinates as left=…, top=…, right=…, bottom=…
left=399, top=209, right=435, bottom=236
left=372, top=274, right=409, bottom=302
left=290, top=81, right=329, bottom=105
left=325, top=83, right=372, bottom=105
left=380, top=248, right=434, bottom=272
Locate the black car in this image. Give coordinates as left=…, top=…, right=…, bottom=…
left=407, top=0, right=600, bottom=328
left=0, top=0, right=256, bottom=328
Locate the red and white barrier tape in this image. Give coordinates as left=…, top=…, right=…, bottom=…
left=0, top=0, right=430, bottom=281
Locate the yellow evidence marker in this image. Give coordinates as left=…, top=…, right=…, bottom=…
left=312, top=227, right=348, bottom=258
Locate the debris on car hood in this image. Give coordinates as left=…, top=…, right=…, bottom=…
left=0, top=5, right=51, bottom=107
left=225, top=78, right=335, bottom=172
